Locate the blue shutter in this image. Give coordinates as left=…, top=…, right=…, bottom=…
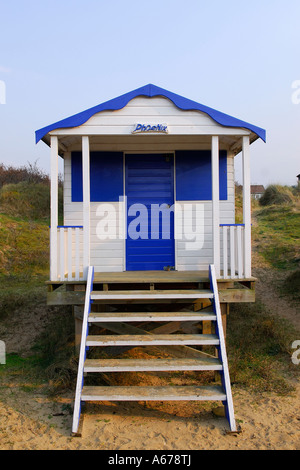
left=71, top=152, right=123, bottom=202
left=175, top=150, right=227, bottom=201
left=125, top=154, right=175, bottom=271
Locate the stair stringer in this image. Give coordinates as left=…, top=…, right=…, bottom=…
left=72, top=266, right=94, bottom=436
left=209, top=264, right=237, bottom=432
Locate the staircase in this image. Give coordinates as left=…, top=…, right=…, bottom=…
left=71, top=265, right=236, bottom=435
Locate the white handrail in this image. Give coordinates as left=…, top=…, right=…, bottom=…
left=72, top=265, right=94, bottom=435
left=209, top=264, right=236, bottom=432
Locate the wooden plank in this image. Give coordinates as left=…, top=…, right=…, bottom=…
left=91, top=289, right=213, bottom=300
left=98, top=320, right=183, bottom=337
left=88, top=310, right=216, bottom=322
left=93, top=270, right=210, bottom=283
left=86, top=334, right=219, bottom=347
left=84, top=357, right=222, bottom=373
left=202, top=320, right=212, bottom=336
left=81, top=385, right=227, bottom=402
left=75, top=316, right=82, bottom=355
left=218, top=288, right=255, bottom=303
left=89, top=320, right=216, bottom=360
left=220, top=303, right=228, bottom=339
left=47, top=287, right=254, bottom=305
left=45, top=271, right=256, bottom=285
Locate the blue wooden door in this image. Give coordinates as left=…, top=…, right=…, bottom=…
left=125, top=154, right=175, bottom=271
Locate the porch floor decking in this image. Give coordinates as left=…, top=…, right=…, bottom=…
left=46, top=270, right=256, bottom=306
left=46, top=270, right=257, bottom=285
left=93, top=270, right=210, bottom=284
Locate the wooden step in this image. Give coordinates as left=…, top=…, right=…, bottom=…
left=88, top=310, right=216, bottom=323
left=86, top=334, right=219, bottom=347
left=81, top=385, right=227, bottom=402
left=91, top=289, right=214, bottom=301
left=84, top=357, right=222, bottom=372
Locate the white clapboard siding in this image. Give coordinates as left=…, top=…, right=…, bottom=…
left=63, top=120, right=235, bottom=274
left=175, top=154, right=234, bottom=271
left=52, top=97, right=250, bottom=137
left=63, top=153, right=125, bottom=272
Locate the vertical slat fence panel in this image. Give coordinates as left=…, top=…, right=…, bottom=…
left=222, top=225, right=228, bottom=279
left=75, top=228, right=80, bottom=281
left=60, top=228, right=65, bottom=281
left=68, top=228, right=73, bottom=281
left=237, top=225, right=243, bottom=278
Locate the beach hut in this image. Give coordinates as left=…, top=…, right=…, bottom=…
left=36, top=84, right=265, bottom=283
left=36, top=84, right=266, bottom=434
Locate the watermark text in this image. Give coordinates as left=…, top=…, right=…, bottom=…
left=95, top=199, right=205, bottom=251
left=291, top=80, right=300, bottom=104
left=0, top=341, right=6, bottom=365
left=0, top=80, right=6, bottom=104
left=291, top=340, right=300, bottom=365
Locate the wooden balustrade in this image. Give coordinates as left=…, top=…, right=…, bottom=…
left=220, top=224, right=246, bottom=279
left=55, top=226, right=84, bottom=281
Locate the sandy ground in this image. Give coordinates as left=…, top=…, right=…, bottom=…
left=0, top=381, right=299, bottom=450
left=0, top=251, right=299, bottom=450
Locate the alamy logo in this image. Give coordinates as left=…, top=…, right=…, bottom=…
left=291, top=80, right=300, bottom=105
left=0, top=341, right=6, bottom=365
left=291, top=340, right=300, bottom=365
left=95, top=199, right=205, bottom=251
left=0, top=80, right=6, bottom=104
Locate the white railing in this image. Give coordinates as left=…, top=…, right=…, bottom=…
left=220, top=224, right=246, bottom=279
left=51, top=223, right=248, bottom=282
left=56, top=226, right=84, bottom=281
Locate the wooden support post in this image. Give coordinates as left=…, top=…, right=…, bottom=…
left=73, top=306, right=84, bottom=354
left=242, top=136, right=251, bottom=278
left=50, top=136, right=59, bottom=281
left=220, top=303, right=228, bottom=339
left=202, top=321, right=212, bottom=335
left=82, top=136, right=90, bottom=279
left=212, top=136, right=220, bottom=278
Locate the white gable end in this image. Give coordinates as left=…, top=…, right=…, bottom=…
left=52, top=97, right=250, bottom=137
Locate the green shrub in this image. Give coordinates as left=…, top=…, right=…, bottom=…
left=227, top=301, right=297, bottom=394
left=281, top=270, right=300, bottom=301
left=32, top=307, right=77, bottom=393
left=253, top=205, right=300, bottom=270
left=0, top=161, right=50, bottom=187
left=0, top=214, right=49, bottom=276
left=0, top=182, right=63, bottom=221
left=260, top=184, right=294, bottom=206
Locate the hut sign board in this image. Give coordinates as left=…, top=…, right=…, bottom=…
left=132, top=123, right=168, bottom=134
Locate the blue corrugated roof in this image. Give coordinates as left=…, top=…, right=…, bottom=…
left=35, top=84, right=266, bottom=143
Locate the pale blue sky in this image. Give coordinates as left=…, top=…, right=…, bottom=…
left=0, top=0, right=299, bottom=186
